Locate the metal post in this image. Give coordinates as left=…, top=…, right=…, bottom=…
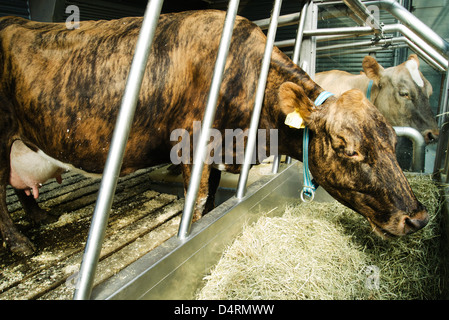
left=292, top=1, right=309, bottom=65
left=236, top=0, right=283, bottom=199
left=271, top=154, right=280, bottom=174
left=73, top=0, right=164, bottom=300
left=299, top=3, right=318, bottom=79
left=315, top=36, right=445, bottom=71
left=433, top=68, right=449, bottom=177
left=177, top=0, right=240, bottom=240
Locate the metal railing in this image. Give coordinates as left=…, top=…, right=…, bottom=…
left=73, top=0, right=449, bottom=299
left=178, top=0, right=241, bottom=239
left=394, top=127, right=426, bottom=172
left=236, top=0, right=283, bottom=198
left=73, top=0, right=165, bottom=300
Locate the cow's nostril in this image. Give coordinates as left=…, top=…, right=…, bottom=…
left=404, top=216, right=428, bottom=234
left=423, top=130, right=439, bottom=144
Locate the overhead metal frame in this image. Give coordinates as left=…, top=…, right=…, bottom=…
left=262, top=0, right=449, bottom=172
left=74, top=0, right=449, bottom=299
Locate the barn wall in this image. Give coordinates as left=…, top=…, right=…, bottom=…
left=0, top=0, right=30, bottom=19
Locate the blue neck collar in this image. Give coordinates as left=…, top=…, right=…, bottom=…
left=301, top=91, right=334, bottom=202
left=367, top=79, right=374, bottom=102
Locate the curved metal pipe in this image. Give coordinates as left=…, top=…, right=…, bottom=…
left=254, top=12, right=300, bottom=30
left=393, top=126, right=426, bottom=172
left=302, top=24, right=448, bottom=71
left=365, top=0, right=449, bottom=58
left=314, top=35, right=446, bottom=72
left=383, top=24, right=448, bottom=70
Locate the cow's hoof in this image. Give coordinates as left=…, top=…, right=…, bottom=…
left=4, top=235, right=36, bottom=257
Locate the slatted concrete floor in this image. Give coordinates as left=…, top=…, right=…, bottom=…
left=0, top=162, right=273, bottom=300
left=0, top=166, right=185, bottom=300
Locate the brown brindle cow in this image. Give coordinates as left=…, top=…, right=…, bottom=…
left=0, top=11, right=428, bottom=256
left=315, top=55, right=439, bottom=144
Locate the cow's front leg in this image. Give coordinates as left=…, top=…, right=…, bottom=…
left=14, top=189, right=48, bottom=224
left=0, top=184, right=35, bottom=256
left=180, top=164, right=221, bottom=221
left=204, top=167, right=221, bottom=213
left=0, top=139, right=35, bottom=255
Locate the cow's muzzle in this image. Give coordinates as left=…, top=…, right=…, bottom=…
left=400, top=209, right=429, bottom=235
left=423, top=129, right=439, bottom=144
left=368, top=207, right=429, bottom=238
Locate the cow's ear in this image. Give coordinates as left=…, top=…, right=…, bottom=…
left=279, top=82, right=316, bottom=129
left=424, top=77, right=433, bottom=97
left=362, top=56, right=384, bottom=83
left=407, top=54, right=420, bottom=67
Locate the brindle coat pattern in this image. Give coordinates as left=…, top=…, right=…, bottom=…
left=0, top=11, right=427, bottom=255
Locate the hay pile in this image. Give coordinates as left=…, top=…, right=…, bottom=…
left=197, top=174, right=445, bottom=300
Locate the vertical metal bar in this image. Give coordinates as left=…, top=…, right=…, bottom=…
left=236, top=0, right=283, bottom=199
left=271, top=154, right=280, bottom=174
left=177, top=0, right=240, bottom=240
left=73, top=0, right=164, bottom=300
left=291, top=1, right=309, bottom=65
left=433, top=68, right=449, bottom=177
left=299, top=3, right=318, bottom=79
left=279, top=1, right=309, bottom=169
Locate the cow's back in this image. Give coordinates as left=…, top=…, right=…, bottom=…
left=0, top=11, right=272, bottom=174
left=315, top=70, right=369, bottom=96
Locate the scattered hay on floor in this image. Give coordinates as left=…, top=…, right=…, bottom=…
left=197, top=174, right=444, bottom=300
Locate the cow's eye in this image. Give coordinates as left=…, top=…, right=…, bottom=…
left=399, top=91, right=410, bottom=98
left=345, top=150, right=358, bottom=157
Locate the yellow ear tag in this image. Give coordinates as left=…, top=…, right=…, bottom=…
left=284, top=110, right=305, bottom=129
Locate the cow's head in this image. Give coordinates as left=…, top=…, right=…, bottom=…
left=279, top=83, right=429, bottom=237
left=363, top=54, right=439, bottom=144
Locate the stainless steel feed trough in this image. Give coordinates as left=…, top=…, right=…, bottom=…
left=91, top=160, right=325, bottom=299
